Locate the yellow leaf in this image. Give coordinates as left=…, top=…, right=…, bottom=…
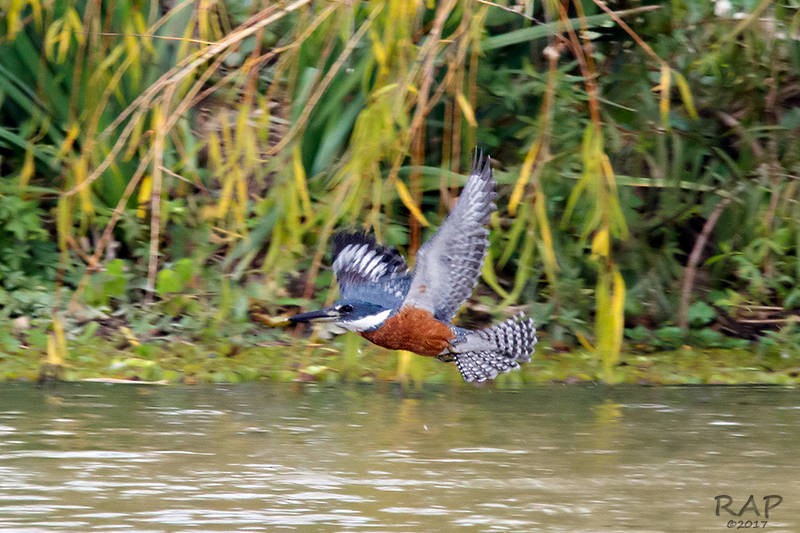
left=600, top=153, right=615, bottom=181
left=481, top=252, right=511, bottom=299
left=73, top=157, right=93, bottom=216
left=595, top=265, right=626, bottom=383
left=47, top=335, right=58, bottom=365
left=120, top=326, right=140, bottom=347
left=137, top=175, right=152, bottom=219
left=395, top=350, right=413, bottom=385
left=43, top=18, right=62, bottom=61
left=207, top=131, right=222, bottom=170
left=600, top=154, right=628, bottom=239
left=56, top=8, right=83, bottom=63
left=216, top=166, right=235, bottom=220
left=509, top=137, right=541, bottom=215
left=610, top=268, right=626, bottom=354
left=198, top=0, right=211, bottom=41
left=48, top=317, right=68, bottom=367
left=235, top=102, right=250, bottom=141
left=127, top=31, right=141, bottom=86
left=455, top=91, right=478, bottom=127
left=133, top=11, right=154, bottom=54
left=58, top=123, right=80, bottom=158
left=6, top=0, right=22, bottom=38
left=123, top=117, right=145, bottom=161
left=394, top=180, right=429, bottom=226
left=595, top=271, right=614, bottom=380
left=575, top=331, right=595, bottom=351
left=371, top=83, right=399, bottom=99
left=563, top=123, right=600, bottom=227
left=200, top=205, right=217, bottom=221
left=30, top=0, right=42, bottom=30
left=370, top=29, right=387, bottom=72
left=659, top=63, right=671, bottom=129
left=66, top=8, right=84, bottom=45
left=19, top=148, right=34, bottom=190
left=499, top=201, right=528, bottom=266
left=57, top=23, right=70, bottom=63
left=581, top=121, right=603, bottom=161
left=292, top=145, right=313, bottom=220
left=673, top=70, right=698, bottom=120
left=591, top=227, right=610, bottom=259
left=235, top=168, right=248, bottom=232
left=252, top=314, right=291, bottom=327
left=501, top=221, right=537, bottom=305
left=534, top=191, right=559, bottom=280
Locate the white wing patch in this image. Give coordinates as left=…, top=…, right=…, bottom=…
left=335, top=244, right=390, bottom=283
left=331, top=232, right=412, bottom=304
left=339, top=309, right=392, bottom=332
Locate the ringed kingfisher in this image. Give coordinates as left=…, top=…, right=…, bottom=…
left=289, top=150, right=537, bottom=383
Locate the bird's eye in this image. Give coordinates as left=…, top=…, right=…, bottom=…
left=337, top=304, right=353, bottom=314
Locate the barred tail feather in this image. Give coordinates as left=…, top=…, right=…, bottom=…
left=454, top=314, right=537, bottom=383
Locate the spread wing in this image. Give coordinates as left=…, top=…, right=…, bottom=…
left=403, top=150, right=497, bottom=322
left=331, top=231, right=411, bottom=307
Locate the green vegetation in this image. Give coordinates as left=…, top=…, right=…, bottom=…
left=1, top=0, right=798, bottom=385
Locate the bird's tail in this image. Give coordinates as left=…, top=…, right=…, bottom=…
left=453, top=314, right=537, bottom=383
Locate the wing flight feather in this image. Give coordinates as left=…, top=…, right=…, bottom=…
left=331, top=231, right=411, bottom=306
left=403, top=150, right=497, bottom=322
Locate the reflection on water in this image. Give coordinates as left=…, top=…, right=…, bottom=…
left=0, top=383, right=797, bottom=531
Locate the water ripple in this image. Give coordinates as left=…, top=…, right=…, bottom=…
left=0, top=383, right=796, bottom=531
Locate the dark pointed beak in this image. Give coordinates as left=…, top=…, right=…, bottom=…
left=288, top=308, right=340, bottom=324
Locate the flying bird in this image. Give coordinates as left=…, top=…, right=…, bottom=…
left=289, top=150, right=536, bottom=382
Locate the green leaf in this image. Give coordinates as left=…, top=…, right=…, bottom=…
left=156, top=269, right=182, bottom=296
left=104, top=259, right=128, bottom=298
left=174, top=258, right=196, bottom=284
left=482, top=8, right=656, bottom=50
left=687, top=301, right=716, bottom=328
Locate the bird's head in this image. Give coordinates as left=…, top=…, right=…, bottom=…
left=289, top=300, right=392, bottom=332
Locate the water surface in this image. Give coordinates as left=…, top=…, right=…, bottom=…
left=0, top=383, right=797, bottom=531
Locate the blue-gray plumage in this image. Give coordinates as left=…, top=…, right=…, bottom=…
left=404, top=150, right=496, bottom=322
left=289, top=149, right=537, bottom=383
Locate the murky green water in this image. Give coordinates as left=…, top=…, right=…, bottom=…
left=0, top=383, right=797, bottom=532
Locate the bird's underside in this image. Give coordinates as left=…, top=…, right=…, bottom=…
left=360, top=307, right=454, bottom=356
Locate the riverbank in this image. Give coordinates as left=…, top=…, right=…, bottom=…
left=2, top=329, right=797, bottom=386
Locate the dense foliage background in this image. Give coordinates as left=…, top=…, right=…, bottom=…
left=1, top=0, right=798, bottom=384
